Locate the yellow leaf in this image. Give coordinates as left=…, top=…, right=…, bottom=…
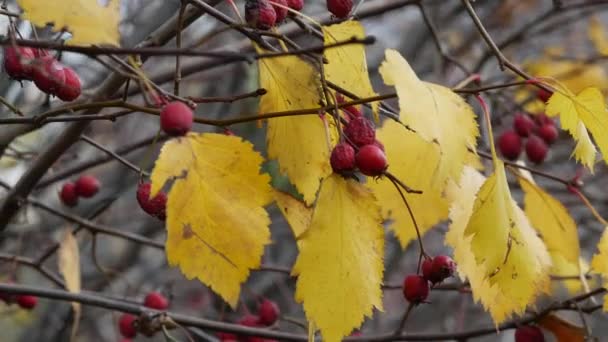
left=379, top=49, right=478, bottom=185
left=151, top=133, right=273, bottom=307
left=539, top=313, right=585, bottom=342
left=367, top=121, right=448, bottom=247
left=519, top=177, right=580, bottom=264
left=526, top=58, right=608, bottom=95
left=274, top=190, right=312, bottom=240
left=551, top=255, right=593, bottom=295
left=293, top=175, right=384, bottom=342
left=589, top=16, right=608, bottom=55
left=323, top=21, right=378, bottom=119
left=258, top=48, right=332, bottom=204
left=17, top=0, right=119, bottom=45
left=546, top=87, right=608, bottom=170
left=591, top=227, right=608, bottom=310
left=447, top=166, right=551, bottom=324
left=58, top=230, right=81, bottom=342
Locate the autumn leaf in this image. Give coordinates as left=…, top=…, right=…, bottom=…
left=367, top=120, right=448, bottom=247
left=322, top=21, right=378, bottom=119
left=446, top=166, right=551, bottom=324
left=257, top=47, right=334, bottom=204
left=151, top=133, right=273, bottom=307
left=539, top=313, right=585, bottom=342
left=58, top=230, right=81, bottom=342
left=551, top=255, right=593, bottom=295
left=379, top=49, right=479, bottom=185
left=274, top=190, right=312, bottom=240
left=17, top=0, right=120, bottom=45
left=591, top=227, right=608, bottom=310
left=546, top=87, right=608, bottom=170
left=293, top=175, right=384, bottom=342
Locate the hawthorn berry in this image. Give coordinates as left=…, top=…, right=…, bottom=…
left=336, top=93, right=362, bottom=118
left=421, top=258, right=434, bottom=283
left=536, top=88, right=553, bottom=103
left=498, top=130, right=522, bottom=161
left=136, top=182, right=167, bottom=220
left=258, top=299, right=280, bottom=326
left=515, top=325, right=544, bottom=342
left=286, top=0, right=304, bottom=11
left=59, top=182, right=79, bottom=207
left=217, top=331, right=238, bottom=341
left=119, top=313, right=137, bottom=338
left=32, top=55, right=66, bottom=96
left=160, top=101, right=194, bottom=136
left=356, top=144, right=387, bottom=176
left=56, top=67, right=81, bottom=102
left=344, top=116, right=375, bottom=147
left=239, top=314, right=261, bottom=327
left=330, top=142, right=356, bottom=173
left=245, top=0, right=277, bottom=30
left=144, top=291, right=169, bottom=310
left=327, top=0, right=352, bottom=18
left=513, top=113, right=536, bottom=137
left=16, top=295, right=37, bottom=309
left=372, top=140, right=385, bottom=151
left=402, top=275, right=429, bottom=304
left=75, top=175, right=101, bottom=198
left=538, top=124, right=558, bottom=145
left=271, top=0, right=288, bottom=22
left=4, top=46, right=36, bottom=80
left=431, top=255, right=456, bottom=282
left=525, top=135, right=548, bottom=164
left=534, top=113, right=553, bottom=126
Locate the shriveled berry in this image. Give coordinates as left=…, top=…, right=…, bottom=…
left=32, top=56, right=66, bottom=95
left=59, top=182, right=79, bottom=207
left=513, top=113, right=536, bottom=137
left=144, top=291, right=169, bottom=310
left=515, top=325, right=544, bottom=342
left=402, top=275, right=429, bottom=304
left=430, top=255, right=456, bottom=282
left=344, top=116, right=375, bottom=147
left=536, top=88, right=553, bottom=103
left=4, top=46, right=35, bottom=80
left=498, top=130, right=522, bottom=161
left=356, top=144, right=387, bottom=176
left=16, top=295, right=37, bottom=309
left=119, top=313, right=137, bottom=338
left=160, top=101, right=194, bottom=136
left=538, top=124, right=558, bottom=145
left=271, top=0, right=288, bottom=22
left=327, top=0, right=352, bottom=18
left=286, top=0, right=303, bottom=11
left=245, top=0, right=277, bottom=30
left=258, top=299, right=279, bottom=326
left=330, top=142, right=356, bottom=173
left=56, top=67, right=81, bottom=101
left=136, top=182, right=167, bottom=220
left=525, top=135, right=548, bottom=164
left=75, top=175, right=101, bottom=198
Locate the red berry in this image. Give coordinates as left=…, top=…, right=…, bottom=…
left=534, top=113, right=553, bottom=126
left=402, top=275, right=429, bottom=304
left=56, top=67, right=81, bottom=101
left=336, top=93, right=362, bottom=118
left=32, top=56, right=66, bottom=96
left=245, top=0, right=277, bottom=30
left=330, top=142, right=356, bottom=173
left=16, top=295, right=37, bottom=309
left=421, top=258, right=434, bottom=282
left=144, top=291, right=169, bottom=310
left=525, top=135, right=548, bottom=164
left=75, top=175, right=101, bottom=198
left=160, top=101, right=194, bottom=136
left=327, top=0, right=352, bottom=18
left=515, top=325, right=544, bottom=342
left=356, top=144, right=387, bottom=176
left=271, top=0, right=288, bottom=22
left=59, top=182, right=79, bottom=207
left=118, top=313, right=137, bottom=338
left=286, top=0, right=303, bottom=11
left=372, top=140, right=384, bottom=151
left=136, top=182, right=168, bottom=220
left=498, top=130, right=522, bottom=161
left=430, top=255, right=456, bottom=282
left=344, top=116, right=375, bottom=147
left=239, top=315, right=260, bottom=327
left=538, top=124, right=558, bottom=145
left=536, top=88, right=553, bottom=103
left=258, top=299, right=279, bottom=326
left=217, top=331, right=238, bottom=341
left=513, top=113, right=536, bottom=137
left=4, top=46, right=35, bottom=80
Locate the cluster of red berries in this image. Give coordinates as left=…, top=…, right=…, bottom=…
left=244, top=0, right=304, bottom=30
left=118, top=292, right=170, bottom=340
left=136, top=182, right=168, bottom=220
left=498, top=113, right=558, bottom=164
left=4, top=46, right=81, bottom=101
left=330, top=96, right=387, bottom=177
left=59, top=175, right=101, bottom=207
left=515, top=325, right=544, bottom=342
left=0, top=285, right=37, bottom=310
left=217, top=299, right=280, bottom=342
left=402, top=255, right=456, bottom=304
